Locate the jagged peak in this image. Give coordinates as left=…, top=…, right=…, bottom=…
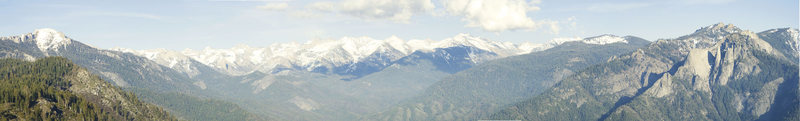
left=693, top=22, right=742, bottom=36
left=669, top=23, right=746, bottom=46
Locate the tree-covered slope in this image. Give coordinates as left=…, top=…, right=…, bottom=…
left=129, top=88, right=264, bottom=121
left=0, top=57, right=176, bottom=121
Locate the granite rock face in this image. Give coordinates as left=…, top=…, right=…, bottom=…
left=490, top=23, right=799, bottom=121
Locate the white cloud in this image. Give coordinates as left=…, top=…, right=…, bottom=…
left=441, top=0, right=550, bottom=32
left=586, top=3, right=651, bottom=13
left=308, top=0, right=435, bottom=23
left=297, top=0, right=560, bottom=33
left=258, top=2, right=289, bottom=11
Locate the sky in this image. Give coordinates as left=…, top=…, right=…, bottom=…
left=0, top=0, right=797, bottom=50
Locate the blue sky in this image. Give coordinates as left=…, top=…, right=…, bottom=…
left=0, top=0, right=797, bottom=50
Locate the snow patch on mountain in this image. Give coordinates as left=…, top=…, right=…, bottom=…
left=546, top=37, right=584, bottom=45
left=789, top=29, right=799, bottom=41
left=517, top=42, right=551, bottom=55
left=583, top=35, right=628, bottom=44
left=513, top=35, right=627, bottom=55
left=784, top=29, right=799, bottom=52
left=546, top=35, right=628, bottom=45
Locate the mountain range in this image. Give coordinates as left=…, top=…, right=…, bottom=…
left=111, top=33, right=586, bottom=78
left=0, top=23, right=797, bottom=121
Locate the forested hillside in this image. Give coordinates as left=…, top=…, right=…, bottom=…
left=0, top=57, right=176, bottom=120
left=130, top=87, right=264, bottom=121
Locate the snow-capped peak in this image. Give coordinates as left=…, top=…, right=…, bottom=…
left=583, top=35, right=628, bottom=45
left=297, top=36, right=407, bottom=65
left=111, top=47, right=204, bottom=77
left=546, top=37, right=584, bottom=45
left=439, top=34, right=474, bottom=45
left=435, top=33, right=522, bottom=56
left=438, top=33, right=494, bottom=49
left=545, top=35, right=627, bottom=45
left=33, top=28, right=72, bottom=52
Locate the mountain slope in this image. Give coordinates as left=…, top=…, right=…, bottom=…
left=129, top=88, right=264, bottom=121
left=0, top=57, right=176, bottom=120
left=0, top=29, right=197, bottom=92
left=0, top=29, right=264, bottom=121
left=758, top=28, right=799, bottom=64
left=489, top=23, right=800, bottom=121
left=366, top=35, right=650, bottom=121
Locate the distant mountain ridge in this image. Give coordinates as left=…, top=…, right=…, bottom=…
left=114, top=33, right=633, bottom=79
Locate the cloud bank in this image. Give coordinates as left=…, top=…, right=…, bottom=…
left=284, top=0, right=556, bottom=32
left=442, top=0, right=552, bottom=32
